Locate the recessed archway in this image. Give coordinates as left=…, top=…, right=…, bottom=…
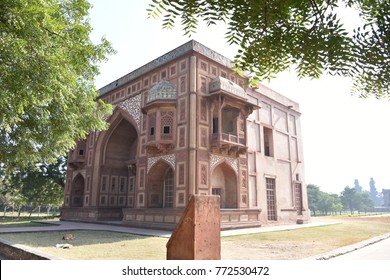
left=71, top=174, right=85, bottom=207
left=104, top=118, right=138, bottom=169
left=96, top=115, right=139, bottom=208
left=147, top=160, right=174, bottom=208
left=211, top=162, right=237, bottom=208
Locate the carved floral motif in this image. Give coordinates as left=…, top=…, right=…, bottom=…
left=117, top=94, right=142, bottom=130
left=209, top=154, right=238, bottom=174
left=147, top=154, right=176, bottom=173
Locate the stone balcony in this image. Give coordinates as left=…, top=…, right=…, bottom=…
left=211, top=133, right=247, bottom=156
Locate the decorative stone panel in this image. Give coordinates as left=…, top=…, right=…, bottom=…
left=147, top=154, right=176, bottom=173
left=147, top=80, right=176, bottom=103
left=209, top=154, right=238, bottom=174
left=117, top=94, right=142, bottom=130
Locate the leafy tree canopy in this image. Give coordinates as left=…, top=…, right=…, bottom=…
left=369, top=177, right=382, bottom=206
left=149, top=0, right=390, bottom=98
left=0, top=0, right=114, bottom=168
left=1, top=157, right=66, bottom=209
left=341, top=185, right=374, bottom=213
left=307, top=184, right=343, bottom=215
left=354, top=179, right=362, bottom=192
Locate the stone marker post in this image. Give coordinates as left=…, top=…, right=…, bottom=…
left=166, top=195, right=220, bottom=260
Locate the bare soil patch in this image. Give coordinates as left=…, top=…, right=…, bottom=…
left=221, top=215, right=390, bottom=260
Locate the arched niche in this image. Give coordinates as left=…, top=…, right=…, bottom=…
left=147, top=160, right=174, bottom=208
left=211, top=162, right=237, bottom=208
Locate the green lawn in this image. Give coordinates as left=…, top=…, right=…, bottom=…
left=0, top=215, right=389, bottom=260
left=0, top=230, right=167, bottom=260
left=0, top=216, right=59, bottom=228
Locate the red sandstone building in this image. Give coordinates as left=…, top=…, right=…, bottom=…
left=62, top=40, right=310, bottom=229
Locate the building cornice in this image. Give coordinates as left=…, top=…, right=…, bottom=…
left=98, top=40, right=232, bottom=96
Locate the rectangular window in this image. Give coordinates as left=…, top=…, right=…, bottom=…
left=170, top=65, right=177, bottom=76
left=148, top=113, right=156, bottom=141
left=163, top=126, right=170, bottom=134
left=213, top=118, right=219, bottom=133
left=161, top=70, right=167, bottom=79
left=266, top=178, right=277, bottom=221
left=111, top=176, right=118, bottom=192
left=263, top=127, right=274, bottom=157
left=101, top=175, right=108, bottom=192
left=212, top=188, right=221, bottom=196
left=110, top=196, right=116, bottom=206
left=100, top=196, right=107, bottom=206
left=119, top=177, right=126, bottom=193
left=128, top=177, right=135, bottom=193
left=164, top=171, right=174, bottom=208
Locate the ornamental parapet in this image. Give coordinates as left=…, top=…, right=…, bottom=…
left=209, top=76, right=247, bottom=100
left=147, top=80, right=176, bottom=103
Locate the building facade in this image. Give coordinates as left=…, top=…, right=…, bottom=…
left=383, top=189, right=390, bottom=207
left=62, top=40, right=310, bottom=229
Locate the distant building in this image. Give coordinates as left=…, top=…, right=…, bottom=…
left=383, top=189, right=390, bottom=207
left=62, top=40, right=309, bottom=229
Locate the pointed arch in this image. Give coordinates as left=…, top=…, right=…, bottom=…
left=147, top=160, right=175, bottom=208
left=211, top=161, right=238, bottom=208
left=102, top=118, right=138, bottom=168
left=90, top=107, right=139, bottom=208
left=95, top=107, right=140, bottom=161
left=210, top=154, right=238, bottom=176
left=93, top=108, right=140, bottom=177
left=147, top=154, right=176, bottom=174
left=71, top=174, right=85, bottom=207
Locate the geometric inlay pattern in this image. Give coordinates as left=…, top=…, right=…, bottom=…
left=147, top=153, right=176, bottom=173
left=117, top=94, right=142, bottom=130
left=209, top=154, right=238, bottom=174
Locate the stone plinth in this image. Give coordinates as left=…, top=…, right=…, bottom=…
left=166, top=195, right=220, bottom=260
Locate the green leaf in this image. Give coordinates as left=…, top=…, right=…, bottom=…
left=0, top=0, right=115, bottom=168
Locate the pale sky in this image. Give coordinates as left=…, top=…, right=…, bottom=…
left=88, top=0, right=390, bottom=195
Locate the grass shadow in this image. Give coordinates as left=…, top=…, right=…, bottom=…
left=0, top=230, right=167, bottom=260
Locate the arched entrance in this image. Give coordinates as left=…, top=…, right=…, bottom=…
left=211, top=162, right=237, bottom=208
left=99, top=117, right=138, bottom=208
left=71, top=174, right=84, bottom=207
left=104, top=118, right=138, bottom=170
left=147, top=161, right=174, bottom=208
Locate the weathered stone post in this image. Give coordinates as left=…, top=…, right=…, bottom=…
left=166, top=195, right=221, bottom=260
